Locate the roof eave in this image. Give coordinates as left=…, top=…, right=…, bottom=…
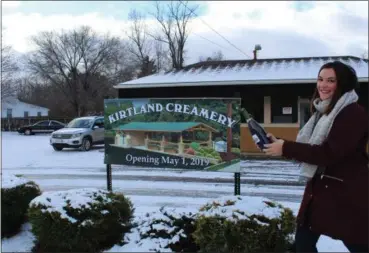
left=116, top=129, right=184, bottom=132
left=114, top=78, right=369, bottom=89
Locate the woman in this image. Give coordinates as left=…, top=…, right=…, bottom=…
left=263, top=61, right=368, bottom=252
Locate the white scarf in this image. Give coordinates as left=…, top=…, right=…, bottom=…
left=296, top=89, right=359, bottom=178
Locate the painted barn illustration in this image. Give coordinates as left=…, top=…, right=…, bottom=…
left=112, top=121, right=225, bottom=164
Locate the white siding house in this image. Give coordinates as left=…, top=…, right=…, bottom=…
left=1, top=98, right=49, bottom=118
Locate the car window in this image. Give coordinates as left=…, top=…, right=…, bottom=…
left=34, top=121, right=50, bottom=127
left=50, top=121, right=64, bottom=127
left=66, top=119, right=94, bottom=128
left=50, top=120, right=64, bottom=126
left=94, top=118, right=104, bottom=128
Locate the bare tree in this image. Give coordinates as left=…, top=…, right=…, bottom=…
left=149, top=1, right=198, bottom=70
left=17, top=72, right=120, bottom=117
left=199, top=50, right=225, bottom=62
left=127, top=9, right=171, bottom=76
left=153, top=40, right=171, bottom=72
left=211, top=50, right=224, bottom=61
left=26, top=26, right=124, bottom=116
left=127, top=9, right=156, bottom=77
left=127, top=9, right=152, bottom=65
left=17, top=77, right=58, bottom=113
left=1, top=45, right=20, bottom=100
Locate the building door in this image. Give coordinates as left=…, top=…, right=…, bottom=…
left=299, top=100, right=311, bottom=129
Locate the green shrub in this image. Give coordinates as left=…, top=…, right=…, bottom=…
left=28, top=188, right=134, bottom=252
left=1, top=174, right=41, bottom=238
left=192, top=196, right=296, bottom=253
left=131, top=197, right=295, bottom=253
left=196, top=147, right=221, bottom=161
left=231, top=147, right=241, bottom=154
left=135, top=207, right=200, bottom=252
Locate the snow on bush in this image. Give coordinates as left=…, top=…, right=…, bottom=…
left=193, top=196, right=296, bottom=252
left=28, top=188, right=134, bottom=252
left=2, top=174, right=32, bottom=189
left=1, top=174, right=41, bottom=238
left=197, top=195, right=289, bottom=219
left=125, top=207, right=199, bottom=252
left=119, top=196, right=296, bottom=253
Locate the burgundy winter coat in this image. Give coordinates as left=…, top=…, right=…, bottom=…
left=282, top=102, right=368, bottom=244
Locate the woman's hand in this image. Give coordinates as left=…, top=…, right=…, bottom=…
left=263, top=133, right=284, bottom=156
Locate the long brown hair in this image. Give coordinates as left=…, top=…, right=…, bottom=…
left=310, top=61, right=358, bottom=115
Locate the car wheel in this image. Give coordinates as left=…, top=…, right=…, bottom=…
left=25, top=129, right=32, bottom=135
left=81, top=137, right=92, bottom=151
left=53, top=145, right=63, bottom=151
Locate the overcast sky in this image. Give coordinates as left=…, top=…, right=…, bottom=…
left=2, top=1, right=368, bottom=65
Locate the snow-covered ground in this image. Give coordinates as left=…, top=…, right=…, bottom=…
left=2, top=132, right=299, bottom=173
left=1, top=132, right=349, bottom=252
left=2, top=132, right=302, bottom=184
left=2, top=132, right=304, bottom=202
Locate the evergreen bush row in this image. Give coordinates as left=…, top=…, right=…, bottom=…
left=2, top=175, right=296, bottom=253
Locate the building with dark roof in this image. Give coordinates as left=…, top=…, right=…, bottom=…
left=115, top=56, right=368, bottom=154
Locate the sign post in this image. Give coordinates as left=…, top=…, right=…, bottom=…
left=103, top=98, right=242, bottom=192
left=234, top=172, right=241, bottom=195
left=106, top=164, right=112, bottom=191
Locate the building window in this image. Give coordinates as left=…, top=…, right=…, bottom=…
left=241, top=95, right=264, bottom=123
left=24, top=111, right=29, bottom=117
left=7, top=109, right=12, bottom=118
left=37, top=112, right=41, bottom=117
left=271, top=96, right=298, bottom=123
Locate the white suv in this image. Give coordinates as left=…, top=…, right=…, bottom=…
left=50, top=116, right=104, bottom=151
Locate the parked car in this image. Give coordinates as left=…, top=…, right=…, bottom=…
left=18, top=120, right=66, bottom=135
left=49, top=116, right=104, bottom=151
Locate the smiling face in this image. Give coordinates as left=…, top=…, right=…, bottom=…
left=317, top=68, right=337, bottom=100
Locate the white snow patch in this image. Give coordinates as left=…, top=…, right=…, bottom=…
left=317, top=236, right=349, bottom=252
left=2, top=173, right=32, bottom=189
left=30, top=188, right=112, bottom=223
left=198, top=195, right=285, bottom=221
left=117, top=207, right=195, bottom=252
left=32, top=178, right=305, bottom=196
left=2, top=132, right=104, bottom=169
left=81, top=219, right=94, bottom=227
left=1, top=223, right=35, bottom=252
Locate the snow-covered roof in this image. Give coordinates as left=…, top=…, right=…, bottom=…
left=115, top=56, right=369, bottom=89
left=2, top=97, right=49, bottom=111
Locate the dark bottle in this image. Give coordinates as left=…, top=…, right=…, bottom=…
left=239, top=107, right=271, bottom=150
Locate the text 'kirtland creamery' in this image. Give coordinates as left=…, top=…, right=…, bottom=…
left=108, top=103, right=237, bottom=127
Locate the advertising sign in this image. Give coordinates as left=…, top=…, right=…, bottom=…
left=104, top=98, right=241, bottom=172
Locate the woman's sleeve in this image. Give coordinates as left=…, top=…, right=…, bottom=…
left=282, top=105, right=368, bottom=167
